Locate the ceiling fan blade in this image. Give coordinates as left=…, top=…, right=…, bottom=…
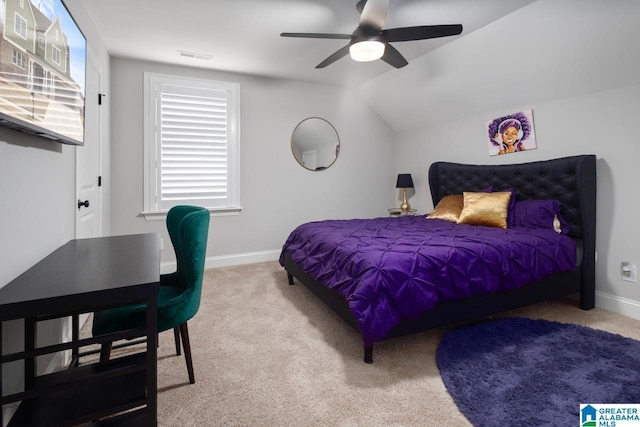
left=316, top=45, right=351, bottom=68
left=380, top=43, right=408, bottom=68
left=281, top=32, right=351, bottom=40
left=382, top=24, right=463, bottom=42
left=359, top=0, right=389, bottom=30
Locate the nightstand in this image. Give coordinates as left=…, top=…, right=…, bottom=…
left=388, top=208, right=418, bottom=217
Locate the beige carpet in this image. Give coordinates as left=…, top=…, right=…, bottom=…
left=98, top=261, right=640, bottom=426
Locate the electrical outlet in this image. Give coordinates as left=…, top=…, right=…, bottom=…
left=621, top=262, right=637, bottom=282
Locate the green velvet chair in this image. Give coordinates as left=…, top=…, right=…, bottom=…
left=92, top=205, right=210, bottom=384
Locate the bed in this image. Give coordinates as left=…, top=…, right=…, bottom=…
left=280, top=155, right=596, bottom=363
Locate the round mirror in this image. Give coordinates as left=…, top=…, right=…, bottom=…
left=291, top=117, right=340, bottom=171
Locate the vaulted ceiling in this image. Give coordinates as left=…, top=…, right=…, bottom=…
left=78, top=1, right=640, bottom=133
left=80, top=0, right=536, bottom=88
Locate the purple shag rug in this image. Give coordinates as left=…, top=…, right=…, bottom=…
left=436, top=317, right=640, bottom=426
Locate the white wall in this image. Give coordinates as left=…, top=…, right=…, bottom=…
left=0, top=1, right=110, bottom=421
left=380, top=1, right=640, bottom=317
left=109, top=58, right=395, bottom=267
left=357, top=0, right=640, bottom=132
left=0, top=133, right=76, bottom=417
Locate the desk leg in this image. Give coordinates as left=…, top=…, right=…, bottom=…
left=72, top=314, right=79, bottom=367
left=24, top=317, right=36, bottom=390
left=146, top=297, right=157, bottom=426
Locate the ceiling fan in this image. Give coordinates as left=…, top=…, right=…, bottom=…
left=281, top=0, right=463, bottom=69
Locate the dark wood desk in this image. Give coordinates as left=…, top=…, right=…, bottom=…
left=0, top=233, right=160, bottom=426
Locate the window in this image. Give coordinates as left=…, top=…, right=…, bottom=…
left=143, top=73, right=240, bottom=218
left=14, top=13, right=27, bottom=39
left=12, top=49, right=25, bottom=69
left=52, top=45, right=61, bottom=65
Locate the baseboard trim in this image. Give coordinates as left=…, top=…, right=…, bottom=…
left=595, top=290, right=640, bottom=320
left=160, top=249, right=281, bottom=274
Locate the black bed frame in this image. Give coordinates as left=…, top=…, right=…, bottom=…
left=283, top=155, right=597, bottom=363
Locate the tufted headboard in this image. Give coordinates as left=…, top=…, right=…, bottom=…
left=428, top=155, right=596, bottom=240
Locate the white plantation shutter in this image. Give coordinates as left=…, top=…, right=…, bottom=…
left=158, top=87, right=229, bottom=208
left=144, top=73, right=240, bottom=215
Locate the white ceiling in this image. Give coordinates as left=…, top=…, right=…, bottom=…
left=80, top=0, right=536, bottom=88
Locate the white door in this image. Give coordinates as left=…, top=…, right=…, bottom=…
left=302, top=150, right=317, bottom=170
left=73, top=52, right=103, bottom=342
left=76, top=52, right=102, bottom=239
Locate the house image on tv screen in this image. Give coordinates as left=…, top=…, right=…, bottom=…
left=0, top=0, right=85, bottom=144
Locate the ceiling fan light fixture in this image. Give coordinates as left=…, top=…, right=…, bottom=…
left=349, top=40, right=385, bottom=62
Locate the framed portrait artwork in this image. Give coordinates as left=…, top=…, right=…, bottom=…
left=486, top=110, right=537, bottom=156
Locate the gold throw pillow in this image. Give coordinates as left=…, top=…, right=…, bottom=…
left=426, top=195, right=464, bottom=223
left=457, top=192, right=511, bottom=229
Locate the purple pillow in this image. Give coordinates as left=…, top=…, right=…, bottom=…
left=494, top=188, right=516, bottom=227
left=513, top=199, right=569, bottom=234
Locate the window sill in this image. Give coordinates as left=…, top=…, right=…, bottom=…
left=141, top=206, right=242, bottom=221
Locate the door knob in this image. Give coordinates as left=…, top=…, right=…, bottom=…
left=78, top=199, right=90, bottom=209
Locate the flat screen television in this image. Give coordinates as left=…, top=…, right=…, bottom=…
left=0, top=0, right=86, bottom=145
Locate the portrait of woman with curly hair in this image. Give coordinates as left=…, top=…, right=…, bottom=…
left=486, top=110, right=537, bottom=156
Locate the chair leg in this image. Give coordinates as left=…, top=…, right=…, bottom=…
left=174, top=327, right=181, bottom=356
left=100, top=342, right=113, bottom=363
left=179, top=322, right=195, bottom=384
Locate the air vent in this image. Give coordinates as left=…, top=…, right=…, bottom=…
left=177, top=50, right=212, bottom=60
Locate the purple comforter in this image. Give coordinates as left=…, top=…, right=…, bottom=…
left=280, top=216, right=577, bottom=346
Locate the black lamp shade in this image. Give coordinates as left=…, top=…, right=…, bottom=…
left=396, top=174, right=414, bottom=189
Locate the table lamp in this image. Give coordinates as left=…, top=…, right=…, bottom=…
left=396, top=174, right=414, bottom=213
